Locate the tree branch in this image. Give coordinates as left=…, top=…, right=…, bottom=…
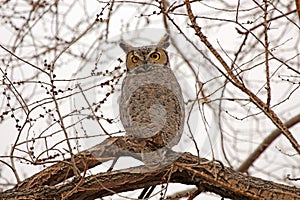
left=1, top=137, right=300, bottom=200
left=296, top=0, right=300, bottom=20
left=184, top=0, right=300, bottom=155
left=238, top=113, right=300, bottom=172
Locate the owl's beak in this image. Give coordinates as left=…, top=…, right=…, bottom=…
left=142, top=64, right=149, bottom=71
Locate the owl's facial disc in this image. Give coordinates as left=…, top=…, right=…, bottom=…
left=125, top=47, right=169, bottom=73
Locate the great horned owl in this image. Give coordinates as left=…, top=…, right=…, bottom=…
left=119, top=34, right=185, bottom=166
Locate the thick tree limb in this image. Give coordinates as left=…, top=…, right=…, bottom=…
left=1, top=137, right=300, bottom=200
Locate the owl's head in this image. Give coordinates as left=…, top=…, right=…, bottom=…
left=119, top=34, right=170, bottom=73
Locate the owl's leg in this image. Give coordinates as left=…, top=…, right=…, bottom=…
left=138, top=186, right=156, bottom=199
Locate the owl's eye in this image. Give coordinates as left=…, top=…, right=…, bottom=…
left=131, top=56, right=139, bottom=63
left=150, top=52, right=160, bottom=61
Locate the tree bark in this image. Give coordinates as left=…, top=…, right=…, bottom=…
left=1, top=137, right=299, bottom=200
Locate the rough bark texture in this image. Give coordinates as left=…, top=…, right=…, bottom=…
left=1, top=137, right=299, bottom=200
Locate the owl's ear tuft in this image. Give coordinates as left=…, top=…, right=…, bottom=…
left=119, top=41, right=133, bottom=53
left=157, top=34, right=170, bottom=49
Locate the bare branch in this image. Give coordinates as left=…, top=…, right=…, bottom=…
left=184, top=0, right=300, bottom=155
left=238, top=113, right=300, bottom=172
left=1, top=143, right=300, bottom=199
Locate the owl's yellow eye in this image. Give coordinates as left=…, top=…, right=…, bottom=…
left=150, top=52, right=160, bottom=61
left=131, top=56, right=139, bottom=63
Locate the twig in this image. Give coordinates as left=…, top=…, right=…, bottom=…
left=263, top=0, right=271, bottom=107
